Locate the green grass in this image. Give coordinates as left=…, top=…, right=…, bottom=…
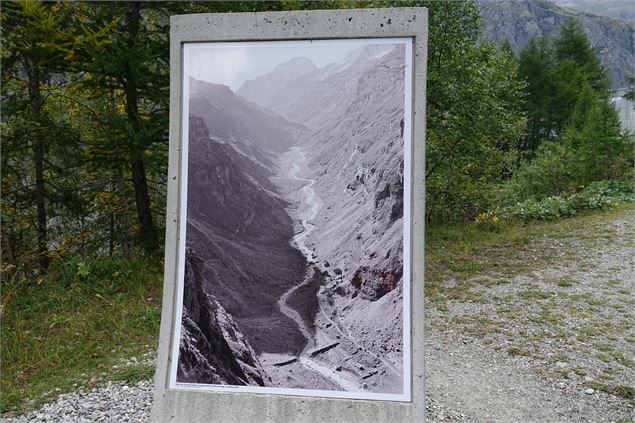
left=111, top=363, right=156, bottom=384
left=519, top=290, right=554, bottom=301
left=553, top=276, right=574, bottom=287
left=586, top=381, right=635, bottom=401
left=0, top=256, right=163, bottom=414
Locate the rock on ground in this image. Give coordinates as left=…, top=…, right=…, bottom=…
left=1, top=380, right=152, bottom=423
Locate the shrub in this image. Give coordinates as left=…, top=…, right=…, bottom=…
left=498, top=179, right=633, bottom=221
left=502, top=142, right=574, bottom=203
left=572, top=180, right=634, bottom=210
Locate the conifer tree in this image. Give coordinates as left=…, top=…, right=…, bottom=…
left=2, top=2, right=76, bottom=271
left=565, top=84, right=633, bottom=185
left=518, top=37, right=556, bottom=153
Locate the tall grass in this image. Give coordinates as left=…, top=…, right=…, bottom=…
left=1, top=256, right=163, bottom=413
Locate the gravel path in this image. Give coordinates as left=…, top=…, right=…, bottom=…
left=425, top=208, right=635, bottom=422
left=1, top=381, right=152, bottom=423
left=425, top=331, right=633, bottom=423
left=3, top=209, right=633, bottom=422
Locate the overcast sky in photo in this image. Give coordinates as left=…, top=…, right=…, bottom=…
left=185, top=39, right=397, bottom=91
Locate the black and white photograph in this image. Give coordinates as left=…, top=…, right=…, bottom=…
left=171, top=38, right=413, bottom=401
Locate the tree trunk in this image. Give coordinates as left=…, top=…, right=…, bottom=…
left=124, top=3, right=157, bottom=254
left=2, top=231, right=15, bottom=265
left=110, top=87, right=133, bottom=256
left=29, top=50, right=49, bottom=272
left=109, top=211, right=115, bottom=256
left=130, top=158, right=157, bottom=253
left=114, top=165, right=134, bottom=256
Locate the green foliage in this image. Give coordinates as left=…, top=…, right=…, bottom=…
left=75, top=261, right=90, bottom=279
left=503, top=196, right=576, bottom=221
left=551, top=19, right=609, bottom=134
left=1, top=2, right=85, bottom=271
left=0, top=256, right=163, bottom=413
left=554, top=19, right=608, bottom=94
left=504, top=142, right=574, bottom=201
left=501, top=180, right=634, bottom=221
left=564, top=88, right=634, bottom=185
left=575, top=180, right=635, bottom=208
left=517, top=19, right=611, bottom=154
left=506, top=18, right=634, bottom=225
left=422, top=1, right=527, bottom=222
left=518, top=37, right=557, bottom=151
left=1, top=2, right=200, bottom=268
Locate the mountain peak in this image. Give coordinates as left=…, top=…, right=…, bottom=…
left=236, top=57, right=317, bottom=111
left=190, top=77, right=233, bottom=95
left=273, top=56, right=317, bottom=73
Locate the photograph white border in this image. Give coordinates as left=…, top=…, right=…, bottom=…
left=168, top=37, right=414, bottom=403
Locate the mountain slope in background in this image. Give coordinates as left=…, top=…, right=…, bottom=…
left=186, top=108, right=308, bottom=357
left=237, top=57, right=317, bottom=113
left=297, top=46, right=406, bottom=301
left=300, top=46, right=406, bottom=362
left=551, top=0, right=635, bottom=22
left=478, top=0, right=634, bottom=89
left=237, top=45, right=395, bottom=128
left=189, top=78, right=304, bottom=174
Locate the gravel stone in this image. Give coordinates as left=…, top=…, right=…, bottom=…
left=1, top=380, right=153, bottom=423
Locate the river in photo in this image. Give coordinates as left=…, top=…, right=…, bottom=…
left=258, top=146, right=401, bottom=393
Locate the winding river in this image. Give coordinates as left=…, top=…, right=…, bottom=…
left=277, top=147, right=359, bottom=392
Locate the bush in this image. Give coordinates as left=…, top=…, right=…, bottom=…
left=503, top=196, right=574, bottom=220
left=474, top=210, right=502, bottom=231
left=573, top=180, right=634, bottom=209
left=502, top=143, right=574, bottom=203
left=498, top=179, right=633, bottom=221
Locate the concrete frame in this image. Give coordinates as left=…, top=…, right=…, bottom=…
left=152, top=7, right=428, bottom=423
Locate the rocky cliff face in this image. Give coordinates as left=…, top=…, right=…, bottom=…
left=478, top=0, right=634, bottom=89
left=186, top=108, right=308, bottom=356
left=177, top=248, right=265, bottom=386
left=298, top=44, right=407, bottom=384
left=190, top=78, right=304, bottom=173
left=300, top=46, right=406, bottom=303
left=551, top=0, right=635, bottom=22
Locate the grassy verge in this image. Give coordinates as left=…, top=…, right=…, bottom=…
left=425, top=203, right=634, bottom=302
left=1, top=256, right=163, bottom=414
